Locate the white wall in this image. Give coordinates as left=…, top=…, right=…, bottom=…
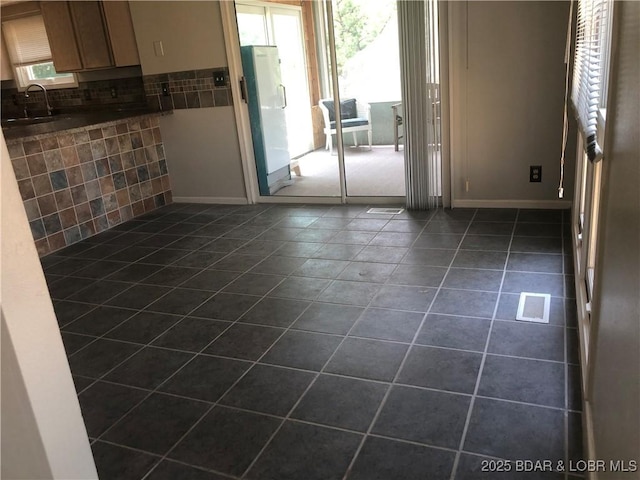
left=129, top=0, right=247, bottom=203
left=161, top=107, right=247, bottom=203
left=0, top=131, right=97, bottom=479
left=449, top=1, right=574, bottom=208
left=1, top=30, right=13, bottom=80
left=589, top=2, right=640, bottom=477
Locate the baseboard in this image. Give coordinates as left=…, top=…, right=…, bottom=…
left=452, top=199, right=572, bottom=209
left=172, top=196, right=249, bottom=205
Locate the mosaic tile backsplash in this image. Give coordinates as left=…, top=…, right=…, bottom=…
left=6, top=115, right=172, bottom=256
left=143, top=67, right=232, bottom=112
left=1, top=76, right=147, bottom=118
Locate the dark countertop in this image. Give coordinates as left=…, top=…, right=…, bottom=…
left=2, top=106, right=168, bottom=142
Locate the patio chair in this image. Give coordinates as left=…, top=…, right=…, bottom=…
left=319, top=98, right=372, bottom=155
left=392, top=83, right=441, bottom=152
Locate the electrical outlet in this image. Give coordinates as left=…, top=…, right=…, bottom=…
left=213, top=71, right=226, bottom=87
left=161, top=83, right=170, bottom=97
left=110, top=87, right=117, bottom=98
left=530, top=165, right=542, bottom=182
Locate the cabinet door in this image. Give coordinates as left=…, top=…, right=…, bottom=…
left=101, top=1, right=140, bottom=67
left=68, top=1, right=112, bottom=70
left=40, top=1, right=82, bottom=72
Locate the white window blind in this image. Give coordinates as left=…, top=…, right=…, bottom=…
left=571, top=0, right=611, bottom=162
left=2, top=15, right=52, bottom=66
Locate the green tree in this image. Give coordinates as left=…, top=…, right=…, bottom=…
left=333, top=0, right=392, bottom=76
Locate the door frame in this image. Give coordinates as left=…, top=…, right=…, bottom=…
left=220, top=0, right=408, bottom=205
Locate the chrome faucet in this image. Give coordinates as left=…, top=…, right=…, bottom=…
left=24, top=83, right=53, bottom=117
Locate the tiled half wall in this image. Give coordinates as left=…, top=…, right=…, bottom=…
left=6, top=115, right=172, bottom=256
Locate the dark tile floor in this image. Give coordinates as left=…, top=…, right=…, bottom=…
left=43, top=204, right=584, bottom=480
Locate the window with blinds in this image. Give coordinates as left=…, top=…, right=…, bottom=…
left=2, top=15, right=76, bottom=89
left=571, top=0, right=612, bottom=162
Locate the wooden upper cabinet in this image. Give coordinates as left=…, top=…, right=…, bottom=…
left=40, top=1, right=140, bottom=72
left=68, top=1, right=112, bottom=70
left=39, top=1, right=83, bottom=72
left=101, top=1, right=140, bottom=67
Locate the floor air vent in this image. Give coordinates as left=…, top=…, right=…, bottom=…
left=516, top=292, right=551, bottom=324
left=367, top=207, right=405, bottom=215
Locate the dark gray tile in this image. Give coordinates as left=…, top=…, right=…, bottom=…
left=91, top=441, right=158, bottom=480
left=400, top=248, right=456, bottom=267
left=61, top=332, right=94, bottom=355
left=371, top=285, right=437, bottom=312
left=568, top=412, right=584, bottom=464
left=510, top=236, right=563, bottom=254
left=567, top=329, right=580, bottom=365
left=467, top=222, right=514, bottom=235
left=502, top=272, right=564, bottom=296
left=69, top=339, right=141, bottom=378
left=105, top=311, right=181, bottom=344
left=372, top=385, right=470, bottom=449
left=205, top=323, right=283, bottom=360
left=318, top=280, right=381, bottom=306
left=311, top=243, right=364, bottom=260
left=424, top=220, right=470, bottom=234
left=292, top=374, right=387, bottom=432
left=369, top=231, right=419, bottom=247
left=479, top=355, right=565, bottom=408
left=240, top=297, right=310, bottom=327
left=170, top=406, right=280, bottom=476
left=151, top=317, right=229, bottom=352
left=515, top=223, right=562, bottom=237
left=328, top=230, right=376, bottom=245
left=207, top=253, right=263, bottom=272
left=246, top=421, right=362, bottom=480
left=140, top=266, right=199, bottom=287
left=489, top=321, right=565, bottom=361
left=442, top=268, right=503, bottom=291
left=63, top=306, right=135, bottom=336
left=453, top=250, right=508, bottom=270
left=106, top=284, right=173, bottom=310
left=160, top=355, right=250, bottom=402
left=398, top=345, right=482, bottom=394
left=73, top=260, right=127, bottom=279
left=568, top=363, right=583, bottom=411
left=354, top=246, right=408, bottom=263
left=413, top=233, right=463, bottom=249
left=347, top=436, right=455, bottom=480
left=518, top=210, right=563, bottom=223
left=67, top=280, right=131, bottom=304
left=236, top=240, right=284, bottom=256
left=107, top=263, right=163, bottom=283
left=294, top=258, right=350, bottom=279
left=251, top=255, right=307, bottom=275
left=52, top=300, right=96, bottom=327
left=507, top=252, right=564, bottom=273
left=261, top=330, right=342, bottom=371
left=431, top=289, right=498, bottom=318
left=172, top=250, right=225, bottom=268
left=381, top=219, right=427, bottom=232
left=180, top=269, right=240, bottom=291
left=78, top=381, right=148, bottom=439
left=103, top=393, right=209, bottom=455
left=146, top=288, right=213, bottom=316
left=473, top=209, right=518, bottom=222
left=461, top=235, right=511, bottom=251
left=294, top=228, right=338, bottom=242
left=223, top=273, right=285, bottom=295
left=105, top=347, right=193, bottom=389
left=345, top=218, right=389, bottom=231
left=464, top=397, right=564, bottom=461
left=269, top=276, right=331, bottom=300
left=191, top=292, right=260, bottom=321
left=350, top=308, right=423, bottom=342
left=221, top=364, right=315, bottom=416
left=337, top=262, right=396, bottom=283
left=325, top=337, right=408, bottom=381
left=292, top=302, right=364, bottom=334
left=416, top=314, right=491, bottom=351
left=389, top=265, right=448, bottom=287
left=146, top=460, right=228, bottom=480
